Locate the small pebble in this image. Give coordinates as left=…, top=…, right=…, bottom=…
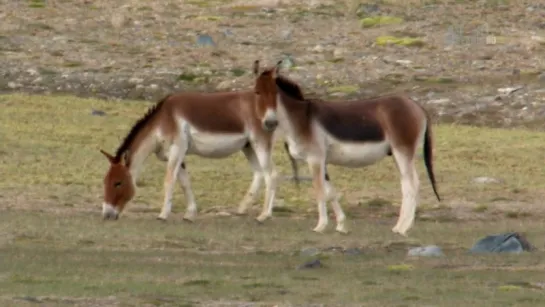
left=297, top=259, right=322, bottom=270
left=408, top=245, right=444, bottom=257
left=91, top=109, right=106, bottom=116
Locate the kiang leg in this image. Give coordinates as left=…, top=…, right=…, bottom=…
left=254, top=143, right=278, bottom=223
left=157, top=141, right=188, bottom=221
left=308, top=158, right=329, bottom=233
left=324, top=177, right=348, bottom=234
left=391, top=148, right=419, bottom=236
left=237, top=145, right=264, bottom=215
left=177, top=162, right=198, bottom=222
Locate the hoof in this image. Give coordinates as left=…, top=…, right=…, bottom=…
left=392, top=227, right=408, bottom=237
left=234, top=209, right=249, bottom=216
left=156, top=216, right=167, bottom=222
left=312, top=225, right=327, bottom=233
left=183, top=212, right=196, bottom=222
left=256, top=213, right=270, bottom=223
left=335, top=226, right=349, bottom=235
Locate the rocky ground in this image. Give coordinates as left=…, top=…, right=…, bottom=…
left=1, top=0, right=545, bottom=128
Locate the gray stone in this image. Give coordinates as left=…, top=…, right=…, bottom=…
left=7, top=81, right=21, bottom=89
left=297, top=259, right=322, bottom=270
left=196, top=34, right=215, bottom=47
left=128, top=77, right=144, bottom=85
left=469, top=232, right=535, bottom=254
left=408, top=245, right=444, bottom=257
left=91, top=109, right=106, bottom=116
left=427, top=98, right=451, bottom=105
left=281, top=29, right=292, bottom=40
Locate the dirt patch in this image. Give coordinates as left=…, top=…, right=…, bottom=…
left=1, top=0, right=545, bottom=128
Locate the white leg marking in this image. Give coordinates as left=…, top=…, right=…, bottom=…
left=177, top=164, right=198, bottom=222
left=158, top=143, right=187, bottom=220
left=237, top=146, right=264, bottom=215
left=324, top=180, right=348, bottom=234
left=254, top=144, right=278, bottom=223
left=308, top=159, right=328, bottom=233
left=391, top=149, right=419, bottom=236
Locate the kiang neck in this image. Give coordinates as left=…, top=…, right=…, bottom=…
left=126, top=132, right=158, bottom=184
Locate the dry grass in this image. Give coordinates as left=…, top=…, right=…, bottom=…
left=1, top=93, right=545, bottom=305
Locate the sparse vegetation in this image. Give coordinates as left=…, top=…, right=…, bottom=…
left=360, top=16, right=404, bottom=28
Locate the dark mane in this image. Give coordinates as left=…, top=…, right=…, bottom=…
left=275, top=75, right=305, bottom=101
left=114, top=95, right=170, bottom=161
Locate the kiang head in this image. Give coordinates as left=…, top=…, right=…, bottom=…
left=253, top=59, right=282, bottom=132
left=99, top=149, right=135, bottom=220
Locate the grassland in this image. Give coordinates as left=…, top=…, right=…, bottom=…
left=1, top=93, right=545, bottom=306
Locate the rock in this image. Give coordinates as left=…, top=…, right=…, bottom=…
left=497, top=86, right=524, bottom=96
left=300, top=247, right=320, bottom=257
left=196, top=34, right=215, bottom=47
left=281, top=29, right=292, bottom=40
left=148, top=84, right=159, bottom=90
left=297, top=259, right=322, bottom=270
left=26, top=68, right=38, bottom=76
left=427, top=98, right=450, bottom=105
left=221, top=28, right=234, bottom=37
left=469, top=232, right=535, bottom=254
left=216, top=80, right=232, bottom=90
left=280, top=54, right=295, bottom=69
left=91, top=109, right=106, bottom=116
left=333, top=48, right=345, bottom=58
left=408, top=245, right=444, bottom=257
left=7, top=81, right=21, bottom=89
left=312, top=44, right=325, bottom=53
left=472, top=176, right=502, bottom=184
left=395, top=59, right=412, bottom=66
left=538, top=72, right=545, bottom=82
left=128, top=77, right=144, bottom=85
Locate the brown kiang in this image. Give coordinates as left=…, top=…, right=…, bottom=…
left=253, top=60, right=441, bottom=236
left=99, top=60, right=286, bottom=223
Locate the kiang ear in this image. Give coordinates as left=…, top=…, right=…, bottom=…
left=99, top=149, right=115, bottom=164
left=121, top=150, right=131, bottom=167
left=253, top=60, right=260, bottom=76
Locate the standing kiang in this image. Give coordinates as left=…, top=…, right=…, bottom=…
left=99, top=61, right=286, bottom=224
left=252, top=60, right=441, bottom=236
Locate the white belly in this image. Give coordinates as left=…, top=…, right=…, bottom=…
left=186, top=127, right=248, bottom=158
left=326, top=139, right=390, bottom=167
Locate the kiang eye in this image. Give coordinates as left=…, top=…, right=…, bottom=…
left=114, top=181, right=122, bottom=188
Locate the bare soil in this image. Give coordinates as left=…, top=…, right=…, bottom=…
left=1, top=0, right=545, bottom=128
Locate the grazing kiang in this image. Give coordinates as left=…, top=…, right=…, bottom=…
left=99, top=64, right=284, bottom=222
left=252, top=60, right=440, bottom=236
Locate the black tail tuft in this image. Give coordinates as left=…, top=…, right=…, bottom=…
left=423, top=121, right=440, bottom=201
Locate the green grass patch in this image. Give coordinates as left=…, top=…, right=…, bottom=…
left=361, top=16, right=403, bottom=28
left=327, top=85, right=359, bottom=94
left=376, top=35, right=426, bottom=47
